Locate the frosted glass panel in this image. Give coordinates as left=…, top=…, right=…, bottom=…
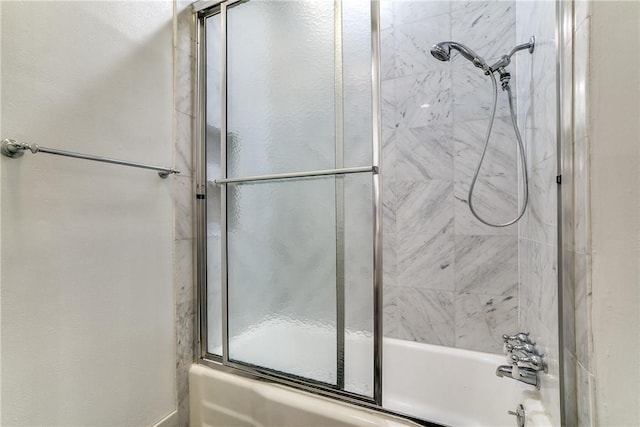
left=343, top=0, right=373, bottom=167
left=227, top=177, right=337, bottom=383
left=205, top=13, right=222, bottom=355
left=344, top=173, right=374, bottom=396
left=226, top=1, right=336, bottom=177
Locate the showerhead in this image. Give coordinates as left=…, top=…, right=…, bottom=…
left=430, top=41, right=488, bottom=71
left=430, top=43, right=451, bottom=62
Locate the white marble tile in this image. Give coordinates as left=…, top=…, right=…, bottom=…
left=528, top=241, right=558, bottom=336
left=176, top=1, right=195, bottom=53
left=398, top=230, right=454, bottom=291
left=574, top=253, right=592, bottom=371
left=174, top=175, right=194, bottom=240
left=383, top=232, right=397, bottom=288
left=394, top=1, right=450, bottom=26
left=454, top=291, right=518, bottom=354
left=175, top=238, right=195, bottom=307
left=381, top=27, right=395, bottom=81
left=526, top=154, right=558, bottom=245
left=577, top=363, right=595, bottom=427
left=175, top=47, right=194, bottom=117
left=382, top=127, right=396, bottom=187
left=561, top=249, right=576, bottom=355
left=383, top=286, right=399, bottom=337
left=517, top=238, right=533, bottom=331
left=175, top=111, right=193, bottom=177
left=453, top=117, right=518, bottom=182
left=396, top=125, right=453, bottom=181
left=379, top=0, right=394, bottom=31
left=382, top=79, right=397, bottom=129
left=397, top=180, right=454, bottom=238
left=452, top=65, right=514, bottom=123
left=382, top=182, right=397, bottom=287
left=454, top=235, right=518, bottom=296
left=453, top=177, right=518, bottom=236
left=395, top=70, right=452, bottom=128
left=394, top=15, right=450, bottom=78
left=451, top=1, right=516, bottom=62
left=397, top=288, right=455, bottom=346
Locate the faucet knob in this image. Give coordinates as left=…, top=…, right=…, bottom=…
left=505, top=342, right=535, bottom=354
left=502, top=332, right=533, bottom=344
left=509, top=353, right=547, bottom=372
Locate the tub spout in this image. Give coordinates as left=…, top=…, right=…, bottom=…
left=496, top=365, right=539, bottom=389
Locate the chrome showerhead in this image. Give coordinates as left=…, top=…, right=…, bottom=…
left=430, top=43, right=451, bottom=62
left=430, top=41, right=489, bottom=71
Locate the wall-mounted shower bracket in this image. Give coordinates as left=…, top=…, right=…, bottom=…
left=1, top=138, right=179, bottom=178
left=487, top=36, right=535, bottom=74
left=1, top=139, right=28, bottom=158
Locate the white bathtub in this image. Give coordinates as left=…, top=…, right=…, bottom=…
left=196, top=321, right=553, bottom=426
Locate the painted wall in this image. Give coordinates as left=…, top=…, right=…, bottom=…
left=1, top=2, right=176, bottom=426
left=381, top=0, right=520, bottom=354
left=589, top=1, right=640, bottom=426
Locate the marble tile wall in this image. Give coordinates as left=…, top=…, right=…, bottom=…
left=382, top=0, right=521, bottom=354
left=515, top=1, right=562, bottom=425
left=173, top=2, right=196, bottom=427
left=570, top=2, right=594, bottom=426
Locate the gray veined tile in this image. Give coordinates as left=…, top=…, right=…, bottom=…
left=381, top=79, right=397, bottom=129
left=397, top=180, right=454, bottom=238
left=379, top=0, right=394, bottom=31
left=174, top=175, right=194, bottom=240
left=175, top=111, right=194, bottom=177
left=451, top=1, right=516, bottom=62
left=381, top=128, right=396, bottom=188
left=397, top=288, right=455, bottom=346
left=454, top=292, right=518, bottom=354
left=394, top=15, right=451, bottom=78
left=453, top=117, right=519, bottom=182
left=398, top=230, right=454, bottom=291
left=452, top=63, right=512, bottom=121
left=394, top=1, right=451, bottom=26
left=383, top=286, right=399, bottom=338
left=454, top=235, right=518, bottom=296
left=575, top=253, right=592, bottom=370
left=380, top=28, right=395, bottom=81
left=396, top=125, right=453, bottom=181
left=453, top=176, right=518, bottom=236
left=529, top=241, right=558, bottom=335
left=395, top=70, right=452, bottom=129
left=527, top=155, right=558, bottom=246
left=577, top=364, right=595, bottom=427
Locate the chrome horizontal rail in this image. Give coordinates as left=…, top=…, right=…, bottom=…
left=214, top=165, right=376, bottom=184
left=1, top=139, right=179, bottom=178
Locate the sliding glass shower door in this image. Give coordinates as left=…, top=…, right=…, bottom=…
left=199, top=0, right=382, bottom=401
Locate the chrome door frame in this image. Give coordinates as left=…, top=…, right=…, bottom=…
left=193, top=0, right=387, bottom=412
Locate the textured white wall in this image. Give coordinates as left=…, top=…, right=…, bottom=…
left=589, top=1, right=640, bottom=426
left=1, top=2, right=176, bottom=426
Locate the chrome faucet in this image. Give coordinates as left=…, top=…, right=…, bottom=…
left=497, top=331, right=547, bottom=389
left=496, top=365, right=539, bottom=388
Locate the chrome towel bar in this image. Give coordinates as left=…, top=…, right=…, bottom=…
left=1, top=138, right=180, bottom=178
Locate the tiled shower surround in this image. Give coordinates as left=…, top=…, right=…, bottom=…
left=381, top=0, right=557, bottom=357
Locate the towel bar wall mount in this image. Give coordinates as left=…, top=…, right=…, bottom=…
left=1, top=138, right=180, bottom=178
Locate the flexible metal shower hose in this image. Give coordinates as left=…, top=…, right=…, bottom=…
left=467, top=72, right=529, bottom=227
